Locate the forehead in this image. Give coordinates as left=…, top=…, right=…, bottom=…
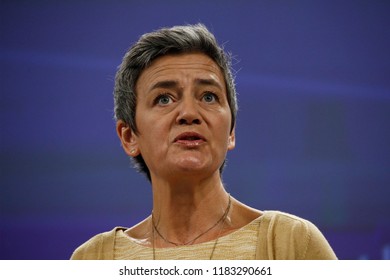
left=136, top=52, right=225, bottom=90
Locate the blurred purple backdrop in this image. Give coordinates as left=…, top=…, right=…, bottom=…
left=1, top=0, right=389, bottom=260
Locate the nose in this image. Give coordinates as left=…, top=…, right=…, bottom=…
left=176, top=97, right=201, bottom=125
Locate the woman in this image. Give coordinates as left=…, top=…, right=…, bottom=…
left=71, top=24, right=337, bottom=260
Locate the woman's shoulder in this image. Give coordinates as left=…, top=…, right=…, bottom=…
left=260, top=210, right=313, bottom=226
left=70, top=227, right=127, bottom=260
left=259, top=210, right=327, bottom=241
left=257, top=210, right=337, bottom=259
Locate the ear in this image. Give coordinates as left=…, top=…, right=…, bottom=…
left=227, top=128, right=235, bottom=151
left=116, top=120, right=140, bottom=157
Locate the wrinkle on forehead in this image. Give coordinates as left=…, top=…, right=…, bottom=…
left=149, top=61, right=219, bottom=73
left=137, top=53, right=225, bottom=93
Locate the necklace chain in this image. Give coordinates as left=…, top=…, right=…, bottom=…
left=152, top=194, right=231, bottom=259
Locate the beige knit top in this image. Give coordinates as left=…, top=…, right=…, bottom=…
left=71, top=211, right=337, bottom=260
left=114, top=216, right=260, bottom=260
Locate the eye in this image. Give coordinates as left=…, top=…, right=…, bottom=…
left=202, top=92, right=218, bottom=103
left=155, top=94, right=173, bottom=105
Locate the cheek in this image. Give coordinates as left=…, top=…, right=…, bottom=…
left=138, top=118, right=170, bottom=149
left=213, top=121, right=233, bottom=150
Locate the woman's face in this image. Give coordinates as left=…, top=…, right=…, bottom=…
left=132, top=52, right=235, bottom=181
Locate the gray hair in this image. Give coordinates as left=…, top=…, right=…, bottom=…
left=114, top=23, right=238, bottom=180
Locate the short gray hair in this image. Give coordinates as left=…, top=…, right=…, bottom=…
left=114, top=23, right=238, bottom=180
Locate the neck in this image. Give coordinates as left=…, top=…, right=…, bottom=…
left=150, top=172, right=230, bottom=246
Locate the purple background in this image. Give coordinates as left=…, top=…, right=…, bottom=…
left=1, top=0, right=389, bottom=260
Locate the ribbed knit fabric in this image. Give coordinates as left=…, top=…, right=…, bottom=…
left=114, top=217, right=261, bottom=260
left=71, top=211, right=338, bottom=260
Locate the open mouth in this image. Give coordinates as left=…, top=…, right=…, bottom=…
left=174, top=132, right=206, bottom=146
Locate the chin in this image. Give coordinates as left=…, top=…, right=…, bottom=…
left=172, top=157, right=211, bottom=173
left=177, top=161, right=207, bottom=172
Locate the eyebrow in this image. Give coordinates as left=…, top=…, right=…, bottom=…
left=150, top=78, right=223, bottom=91
left=194, top=78, right=223, bottom=89
left=150, top=80, right=178, bottom=91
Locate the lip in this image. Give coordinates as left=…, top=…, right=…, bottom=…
left=173, top=132, right=206, bottom=147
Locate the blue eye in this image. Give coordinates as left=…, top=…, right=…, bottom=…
left=203, top=92, right=217, bottom=103
left=156, top=94, right=172, bottom=105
